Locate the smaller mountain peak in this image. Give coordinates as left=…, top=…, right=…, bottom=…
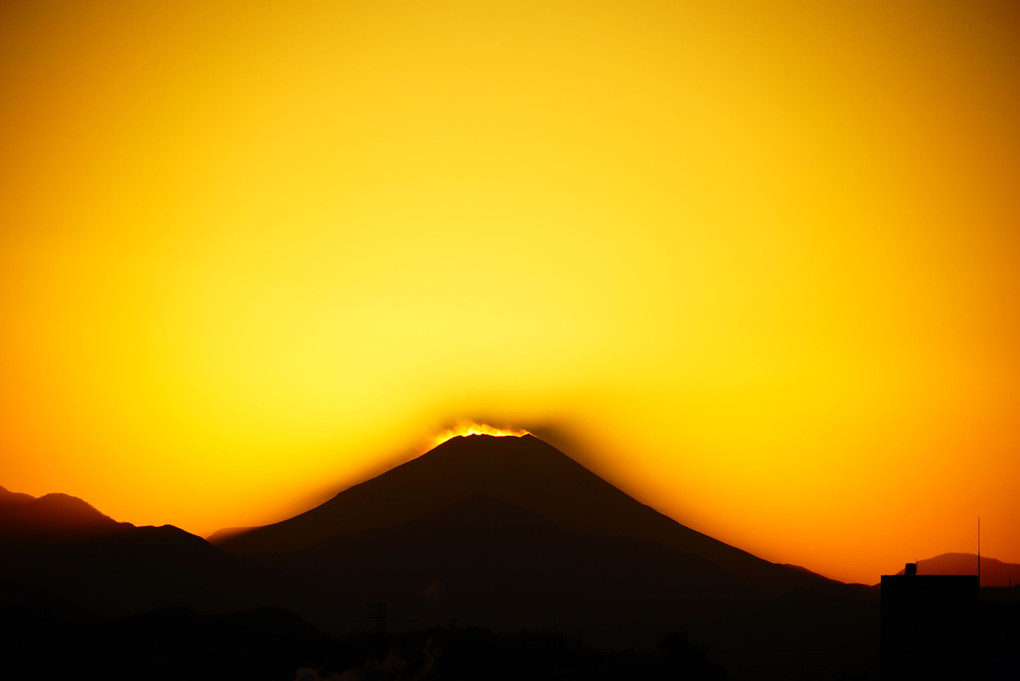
left=0, top=485, right=36, bottom=506
left=898, top=552, right=1020, bottom=587
left=0, top=491, right=124, bottom=540
left=33, top=492, right=111, bottom=518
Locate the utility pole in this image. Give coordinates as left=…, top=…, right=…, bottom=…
left=977, top=517, right=981, bottom=586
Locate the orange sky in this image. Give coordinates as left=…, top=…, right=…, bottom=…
left=2, top=0, right=1018, bottom=585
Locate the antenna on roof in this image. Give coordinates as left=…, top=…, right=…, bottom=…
left=977, top=517, right=981, bottom=587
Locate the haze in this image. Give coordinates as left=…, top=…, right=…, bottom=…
left=2, top=0, right=1018, bottom=584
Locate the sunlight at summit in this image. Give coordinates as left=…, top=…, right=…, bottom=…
left=2, top=0, right=1019, bottom=584
left=428, top=422, right=532, bottom=450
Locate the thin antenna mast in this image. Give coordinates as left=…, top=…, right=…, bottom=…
left=977, top=517, right=981, bottom=587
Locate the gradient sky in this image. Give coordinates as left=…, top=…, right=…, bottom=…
left=2, top=0, right=1018, bottom=584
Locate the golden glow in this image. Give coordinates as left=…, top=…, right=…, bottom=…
left=2, top=1, right=1019, bottom=584
left=427, top=421, right=532, bottom=450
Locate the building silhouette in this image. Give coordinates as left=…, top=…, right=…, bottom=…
left=881, top=562, right=1020, bottom=680
left=881, top=563, right=978, bottom=679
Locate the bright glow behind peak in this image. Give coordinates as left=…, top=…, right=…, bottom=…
left=3, top=0, right=1020, bottom=584
left=428, top=421, right=532, bottom=449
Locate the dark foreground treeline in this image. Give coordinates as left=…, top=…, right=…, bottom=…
left=0, top=603, right=731, bottom=681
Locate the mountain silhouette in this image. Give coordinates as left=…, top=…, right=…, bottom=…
left=895, top=552, right=1020, bottom=587
left=215, top=434, right=838, bottom=594
left=213, top=434, right=879, bottom=675
left=1, top=436, right=885, bottom=678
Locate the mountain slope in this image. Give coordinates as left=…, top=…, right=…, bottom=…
left=261, top=493, right=765, bottom=645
